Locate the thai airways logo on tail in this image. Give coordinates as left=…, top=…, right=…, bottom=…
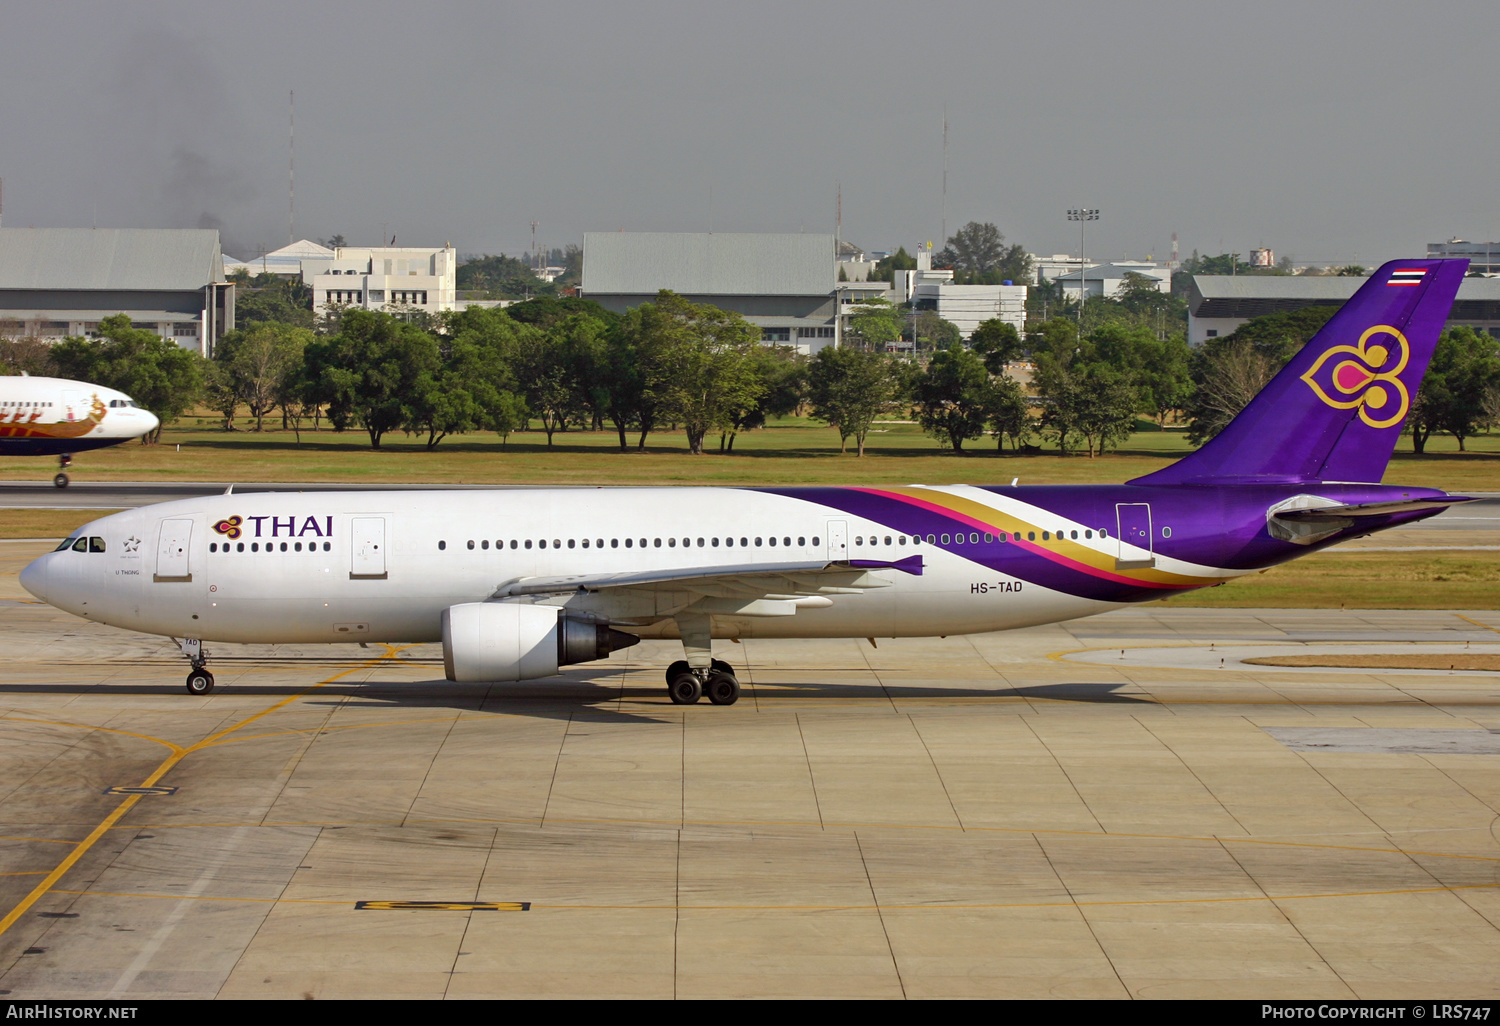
left=1300, top=325, right=1411, bottom=428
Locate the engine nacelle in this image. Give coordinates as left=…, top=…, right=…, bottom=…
left=441, top=602, right=639, bottom=682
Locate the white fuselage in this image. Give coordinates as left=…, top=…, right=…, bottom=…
left=19, top=488, right=1240, bottom=649
left=0, top=376, right=158, bottom=454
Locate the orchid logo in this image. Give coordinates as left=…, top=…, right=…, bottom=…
left=212, top=515, right=243, bottom=539
left=1299, top=324, right=1411, bottom=429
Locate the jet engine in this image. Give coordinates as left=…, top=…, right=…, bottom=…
left=441, top=602, right=639, bottom=682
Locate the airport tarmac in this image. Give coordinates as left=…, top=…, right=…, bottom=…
left=0, top=536, right=1498, bottom=1000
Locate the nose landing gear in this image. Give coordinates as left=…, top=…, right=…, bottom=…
left=174, top=637, right=215, bottom=695
left=53, top=454, right=72, bottom=489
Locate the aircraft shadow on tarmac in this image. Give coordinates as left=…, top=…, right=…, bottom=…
left=0, top=672, right=1149, bottom=717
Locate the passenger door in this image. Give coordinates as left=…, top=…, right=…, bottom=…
left=154, top=518, right=193, bottom=582
left=825, top=520, right=848, bottom=562
left=1114, top=503, right=1155, bottom=569
left=350, top=517, right=387, bottom=579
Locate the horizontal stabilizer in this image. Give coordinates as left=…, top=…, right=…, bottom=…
left=1272, top=496, right=1477, bottom=522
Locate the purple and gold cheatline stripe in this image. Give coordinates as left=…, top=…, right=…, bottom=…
left=765, top=486, right=1221, bottom=602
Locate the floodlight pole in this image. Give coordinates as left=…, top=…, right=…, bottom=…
left=1066, top=208, right=1099, bottom=325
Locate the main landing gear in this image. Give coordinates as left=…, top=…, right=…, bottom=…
left=175, top=637, right=215, bottom=695
left=53, top=454, right=72, bottom=489
left=664, top=659, right=740, bottom=706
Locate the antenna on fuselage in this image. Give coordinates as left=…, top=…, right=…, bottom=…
left=224, top=484, right=234, bottom=495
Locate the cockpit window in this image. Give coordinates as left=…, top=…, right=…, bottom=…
left=55, top=537, right=78, bottom=552
left=70, top=537, right=88, bottom=552
left=88, top=537, right=106, bottom=553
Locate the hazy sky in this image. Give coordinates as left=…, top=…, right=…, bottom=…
left=2, top=1, right=1495, bottom=266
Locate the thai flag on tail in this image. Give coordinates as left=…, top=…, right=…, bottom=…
left=1388, top=268, right=1427, bottom=286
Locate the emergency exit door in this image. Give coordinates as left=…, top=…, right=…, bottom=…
left=154, top=518, right=193, bottom=582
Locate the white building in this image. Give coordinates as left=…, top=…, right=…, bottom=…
left=224, top=239, right=333, bottom=279
left=914, top=282, right=1028, bottom=337
left=304, top=245, right=458, bottom=320
left=1053, top=262, right=1171, bottom=301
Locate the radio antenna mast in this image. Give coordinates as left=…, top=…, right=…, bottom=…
left=288, top=91, right=295, bottom=245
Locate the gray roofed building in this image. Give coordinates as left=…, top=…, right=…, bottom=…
left=0, top=228, right=233, bottom=355
left=1187, top=274, right=1500, bottom=346
left=583, top=232, right=834, bottom=296
left=581, top=232, right=845, bottom=354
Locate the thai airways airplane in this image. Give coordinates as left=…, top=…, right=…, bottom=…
left=18, top=260, right=1474, bottom=701
left=0, top=375, right=160, bottom=486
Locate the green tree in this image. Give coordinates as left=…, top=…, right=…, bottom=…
left=985, top=375, right=1032, bottom=451
left=808, top=346, right=897, bottom=456
left=845, top=299, right=903, bottom=352
left=214, top=322, right=312, bottom=431
left=312, top=310, right=440, bottom=448
left=650, top=293, right=766, bottom=455
left=913, top=346, right=991, bottom=453
left=936, top=222, right=1033, bottom=285
left=1409, top=327, right=1500, bottom=452
left=1183, top=307, right=1338, bottom=443
left=969, top=319, right=1023, bottom=375
left=908, top=310, right=962, bottom=352
left=866, top=247, right=918, bottom=285
left=234, top=278, right=315, bottom=329
left=721, top=345, right=805, bottom=451
left=50, top=315, right=202, bottom=443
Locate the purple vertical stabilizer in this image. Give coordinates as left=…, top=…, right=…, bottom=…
left=1133, top=259, right=1467, bottom=485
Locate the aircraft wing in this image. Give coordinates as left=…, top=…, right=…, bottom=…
left=1272, top=496, right=1478, bottom=522
left=494, top=555, right=923, bottom=597
left=492, top=555, right=923, bottom=621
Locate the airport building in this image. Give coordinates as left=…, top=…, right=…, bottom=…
left=581, top=232, right=842, bottom=354
left=1427, top=239, right=1500, bottom=276
left=0, top=228, right=234, bottom=356
left=1052, top=261, right=1171, bottom=301
left=223, top=239, right=334, bottom=279
left=303, top=244, right=459, bottom=321
left=1186, top=273, right=1500, bottom=346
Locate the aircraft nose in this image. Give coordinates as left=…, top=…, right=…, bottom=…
left=138, top=409, right=161, bottom=436
left=19, top=554, right=51, bottom=604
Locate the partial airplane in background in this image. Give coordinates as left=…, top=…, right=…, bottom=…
left=0, top=375, right=159, bottom=486
left=19, top=260, right=1474, bottom=699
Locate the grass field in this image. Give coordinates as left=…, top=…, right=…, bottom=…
left=1, top=414, right=1496, bottom=491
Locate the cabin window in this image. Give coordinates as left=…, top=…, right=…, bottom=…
left=1162, top=527, right=1172, bottom=538
left=252, top=542, right=260, bottom=552
left=295, top=542, right=303, bottom=552
left=624, top=539, right=632, bottom=548
left=712, top=538, right=720, bottom=547
left=510, top=540, right=518, bottom=549
left=725, top=537, right=733, bottom=547
left=210, top=543, right=217, bottom=553
left=581, top=539, right=589, bottom=548
left=568, top=539, right=576, bottom=549
left=897, top=536, right=906, bottom=546
left=653, top=538, right=661, bottom=548
left=525, top=540, right=532, bottom=549
left=539, top=540, right=547, bottom=549
left=640, top=539, right=647, bottom=548
left=667, top=538, right=676, bottom=548
left=611, top=539, right=619, bottom=548
left=769, top=537, right=777, bottom=547
left=438, top=541, right=446, bottom=550
left=280, top=542, right=288, bottom=552
left=698, top=538, right=705, bottom=547
left=1027, top=532, right=1035, bottom=541
left=997, top=534, right=1007, bottom=544
left=324, top=542, right=331, bottom=552
left=554, top=540, right=561, bottom=549
left=1100, top=528, right=1109, bottom=538
left=482, top=540, right=489, bottom=550
left=799, top=537, right=806, bottom=546
left=1085, top=530, right=1093, bottom=539
left=596, top=539, right=603, bottom=548
left=467, top=540, right=475, bottom=550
